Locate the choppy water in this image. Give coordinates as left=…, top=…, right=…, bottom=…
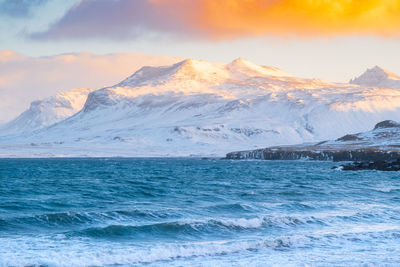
left=0, top=158, right=399, bottom=266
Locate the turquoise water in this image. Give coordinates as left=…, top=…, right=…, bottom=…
left=0, top=158, right=399, bottom=266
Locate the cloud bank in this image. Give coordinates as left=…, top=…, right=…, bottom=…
left=31, top=0, right=400, bottom=40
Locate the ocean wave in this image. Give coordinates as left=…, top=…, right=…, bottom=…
left=2, top=222, right=400, bottom=266
left=0, top=209, right=179, bottom=230
left=1, top=207, right=393, bottom=238
left=0, top=236, right=308, bottom=267
left=3, top=226, right=399, bottom=267
left=205, top=203, right=256, bottom=213
left=371, top=186, right=400, bottom=193
left=72, top=215, right=320, bottom=239
left=212, top=215, right=315, bottom=229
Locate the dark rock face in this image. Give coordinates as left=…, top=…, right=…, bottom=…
left=336, top=134, right=362, bottom=142
left=373, top=120, right=400, bottom=130
left=227, top=120, right=400, bottom=162
left=226, top=119, right=400, bottom=162
left=226, top=149, right=400, bottom=162
left=226, top=149, right=334, bottom=161
left=335, top=159, right=400, bottom=171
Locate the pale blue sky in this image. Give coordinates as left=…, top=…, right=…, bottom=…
left=1, top=0, right=400, bottom=82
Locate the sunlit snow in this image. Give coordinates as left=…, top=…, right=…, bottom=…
left=1, top=58, right=400, bottom=157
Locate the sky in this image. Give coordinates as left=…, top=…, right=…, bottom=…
left=1, top=0, right=400, bottom=82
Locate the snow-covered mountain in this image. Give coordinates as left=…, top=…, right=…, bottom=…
left=350, top=66, right=400, bottom=88
left=2, top=59, right=400, bottom=157
left=0, top=50, right=182, bottom=122
left=0, top=87, right=93, bottom=136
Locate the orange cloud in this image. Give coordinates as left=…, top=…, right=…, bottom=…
left=150, top=0, right=400, bottom=38
left=32, top=0, right=400, bottom=40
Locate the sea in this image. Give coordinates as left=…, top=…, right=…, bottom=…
left=0, top=158, right=399, bottom=267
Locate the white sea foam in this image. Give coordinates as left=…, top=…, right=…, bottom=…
left=216, top=217, right=264, bottom=228
left=372, top=186, right=400, bottom=193
left=0, top=237, right=306, bottom=267
left=2, top=220, right=399, bottom=267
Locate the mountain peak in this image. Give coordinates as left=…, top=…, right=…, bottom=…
left=368, top=65, right=399, bottom=79
left=178, top=58, right=198, bottom=65
left=228, top=57, right=263, bottom=70
left=371, top=65, right=384, bottom=71
left=227, top=58, right=290, bottom=77
left=373, top=120, right=400, bottom=130
left=116, top=59, right=227, bottom=87
left=350, top=66, right=400, bottom=88
left=230, top=57, right=253, bottom=65
left=0, top=87, right=92, bottom=136
left=173, top=58, right=219, bottom=72
left=115, top=57, right=293, bottom=88
left=172, top=58, right=198, bottom=69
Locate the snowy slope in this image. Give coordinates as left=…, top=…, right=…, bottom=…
left=321, top=120, right=400, bottom=149
left=0, top=87, right=93, bottom=136
left=226, top=120, right=400, bottom=161
left=287, top=119, right=400, bottom=151
left=350, top=66, right=400, bottom=88
left=2, top=59, right=400, bottom=157
left=0, top=50, right=182, bottom=123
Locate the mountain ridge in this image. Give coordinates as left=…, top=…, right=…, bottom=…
left=0, top=87, right=93, bottom=136
left=2, top=60, right=400, bottom=157
left=350, top=66, right=400, bottom=88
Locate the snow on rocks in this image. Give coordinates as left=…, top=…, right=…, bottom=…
left=2, top=59, right=400, bottom=157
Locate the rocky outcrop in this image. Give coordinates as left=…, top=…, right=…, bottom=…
left=226, top=148, right=400, bottom=162
left=226, top=120, right=400, bottom=162
left=373, top=120, right=400, bottom=130
left=334, top=159, right=400, bottom=171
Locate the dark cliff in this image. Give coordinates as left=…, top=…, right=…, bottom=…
left=226, top=148, right=400, bottom=162
left=226, top=120, right=400, bottom=162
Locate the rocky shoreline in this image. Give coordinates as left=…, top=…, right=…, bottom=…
left=333, top=159, right=400, bottom=171
left=226, top=148, right=400, bottom=162
left=226, top=148, right=400, bottom=171
left=226, top=120, right=400, bottom=166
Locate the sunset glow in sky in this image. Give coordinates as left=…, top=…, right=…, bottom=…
left=148, top=0, right=400, bottom=38
left=1, top=0, right=400, bottom=82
